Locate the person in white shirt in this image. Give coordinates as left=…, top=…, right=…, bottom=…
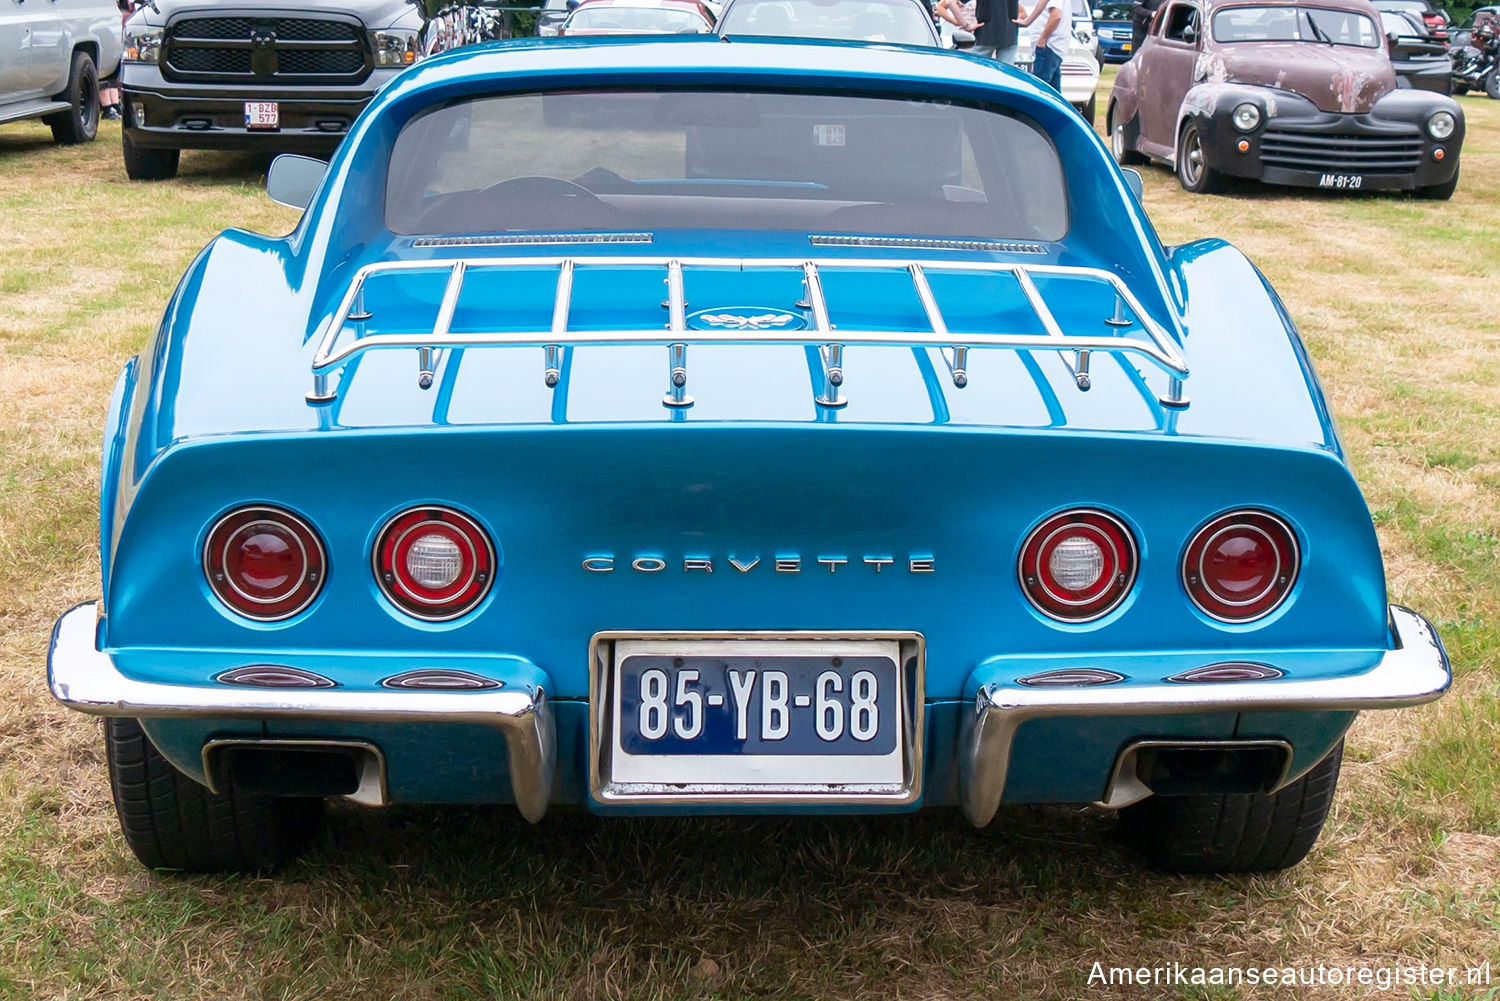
left=1015, top=0, right=1068, bottom=90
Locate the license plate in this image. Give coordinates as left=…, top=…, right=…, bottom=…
left=1317, top=172, right=1363, bottom=190
left=244, top=101, right=279, bottom=130
left=605, top=638, right=910, bottom=793
left=1122, top=42, right=1132, bottom=51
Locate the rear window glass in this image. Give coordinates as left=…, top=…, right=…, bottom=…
left=1212, top=4, right=1381, bottom=44
left=385, top=90, right=1069, bottom=242
left=565, top=5, right=712, bottom=31
left=718, top=0, right=937, bottom=43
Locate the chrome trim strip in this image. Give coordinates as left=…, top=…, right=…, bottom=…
left=201, top=737, right=389, bottom=807
left=587, top=630, right=925, bottom=807
left=47, top=603, right=555, bottom=823
left=1094, top=738, right=1293, bottom=810
left=960, top=605, right=1450, bottom=827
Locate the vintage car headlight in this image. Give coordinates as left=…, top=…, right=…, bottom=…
left=204, top=506, right=327, bottom=621
left=1231, top=103, right=1261, bottom=132
left=372, top=28, right=420, bottom=67
left=123, top=25, right=164, bottom=64
left=1182, top=510, right=1299, bottom=622
left=1019, top=509, right=1138, bottom=622
left=1427, top=111, right=1456, bottom=140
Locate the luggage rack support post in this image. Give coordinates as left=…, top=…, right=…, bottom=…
left=805, top=263, right=846, bottom=408
left=545, top=260, right=573, bottom=388
left=419, top=261, right=467, bottom=391
left=662, top=261, right=693, bottom=408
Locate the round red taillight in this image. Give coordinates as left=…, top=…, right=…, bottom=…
left=1182, top=510, right=1299, bottom=622
left=204, top=507, right=325, bottom=621
left=1019, top=509, right=1137, bottom=622
left=374, top=507, right=494, bottom=621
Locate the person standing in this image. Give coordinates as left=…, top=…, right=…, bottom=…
left=1130, top=0, right=1165, bottom=52
left=969, top=0, right=1020, bottom=65
left=1015, top=0, right=1067, bottom=91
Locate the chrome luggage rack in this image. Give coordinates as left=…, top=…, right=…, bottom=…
left=306, top=255, right=1190, bottom=409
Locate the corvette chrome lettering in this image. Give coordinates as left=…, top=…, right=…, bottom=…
left=581, top=555, right=934, bottom=574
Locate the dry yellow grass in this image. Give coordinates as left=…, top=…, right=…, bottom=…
left=1, top=82, right=1498, bottom=1000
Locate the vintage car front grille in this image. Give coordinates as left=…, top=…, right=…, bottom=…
left=163, top=15, right=371, bottom=85
left=1259, top=128, right=1425, bottom=175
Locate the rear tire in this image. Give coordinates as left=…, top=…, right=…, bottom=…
left=1077, top=93, right=1097, bottom=125
left=1175, top=119, right=1224, bottom=194
left=105, top=717, right=323, bottom=872
left=122, top=128, right=180, bottom=181
left=1118, top=740, right=1343, bottom=873
left=1486, top=69, right=1500, bottom=99
left=48, top=50, right=100, bottom=144
left=1108, top=102, right=1146, bottom=165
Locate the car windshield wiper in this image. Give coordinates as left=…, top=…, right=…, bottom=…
left=1301, top=10, right=1335, bottom=43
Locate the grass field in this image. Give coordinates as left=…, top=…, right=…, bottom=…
left=1, top=70, right=1498, bottom=1000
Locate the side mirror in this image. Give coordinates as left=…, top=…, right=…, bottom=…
left=1123, top=167, right=1143, bottom=200
left=1180, top=22, right=1197, bottom=42
left=1093, top=7, right=1103, bottom=16
left=266, top=153, right=328, bottom=210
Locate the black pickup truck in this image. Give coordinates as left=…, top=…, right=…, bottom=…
left=120, top=0, right=423, bottom=179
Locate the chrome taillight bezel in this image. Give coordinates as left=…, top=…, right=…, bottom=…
left=203, top=506, right=327, bottom=621
left=373, top=506, right=495, bottom=621
left=1018, top=508, right=1138, bottom=622
left=1181, top=509, right=1300, bottom=623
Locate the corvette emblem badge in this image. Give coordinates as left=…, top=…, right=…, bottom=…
left=687, top=307, right=807, bottom=331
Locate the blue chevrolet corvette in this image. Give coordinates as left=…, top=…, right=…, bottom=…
left=48, top=36, right=1449, bottom=874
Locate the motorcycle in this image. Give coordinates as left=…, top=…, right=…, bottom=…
left=1451, top=13, right=1499, bottom=98
left=419, top=3, right=508, bottom=55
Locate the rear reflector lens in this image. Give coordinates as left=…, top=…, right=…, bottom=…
left=375, top=507, right=494, bottom=621
left=1019, top=509, right=1137, bottom=621
left=1182, top=510, right=1299, bottom=622
left=204, top=507, right=325, bottom=621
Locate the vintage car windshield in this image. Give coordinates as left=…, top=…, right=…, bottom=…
left=1095, top=2, right=1133, bottom=17
left=1211, top=5, right=1382, bottom=45
left=385, top=89, right=1069, bottom=241
left=718, top=0, right=936, bottom=44
left=566, top=5, right=711, bottom=31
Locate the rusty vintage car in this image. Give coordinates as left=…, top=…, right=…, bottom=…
left=1107, top=0, right=1464, bottom=196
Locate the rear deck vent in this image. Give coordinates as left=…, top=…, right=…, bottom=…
left=809, top=235, right=1048, bottom=254
left=410, top=232, right=654, bottom=248
left=215, top=665, right=338, bottom=689
left=380, top=668, right=504, bottom=691
left=1016, top=668, right=1126, bottom=688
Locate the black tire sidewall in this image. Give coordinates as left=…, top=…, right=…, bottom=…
left=59, top=52, right=100, bottom=144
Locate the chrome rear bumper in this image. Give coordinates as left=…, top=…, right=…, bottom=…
left=46, top=603, right=555, bottom=822
left=959, top=605, right=1450, bottom=826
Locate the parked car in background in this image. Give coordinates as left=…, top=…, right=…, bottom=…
left=1379, top=9, right=1452, bottom=92
left=1109, top=0, right=1465, bottom=196
left=538, top=0, right=573, bottom=35
left=1093, top=1, right=1137, bottom=60
left=47, top=36, right=1451, bottom=878
left=560, top=0, right=716, bottom=35
left=0, top=0, right=121, bottom=144
left=717, top=0, right=941, bottom=43
left=118, top=0, right=424, bottom=181
left=1017, top=15, right=1102, bottom=119
left=1376, top=0, right=1448, bottom=39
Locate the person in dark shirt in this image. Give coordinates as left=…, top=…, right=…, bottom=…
left=1130, top=0, right=1165, bottom=51
left=971, top=0, right=1021, bottom=64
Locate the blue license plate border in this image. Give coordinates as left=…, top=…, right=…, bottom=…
left=588, top=632, right=925, bottom=806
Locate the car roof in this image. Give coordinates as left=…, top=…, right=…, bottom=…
left=1195, top=0, right=1383, bottom=15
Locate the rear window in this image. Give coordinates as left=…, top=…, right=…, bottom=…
left=385, top=90, right=1070, bottom=242
left=1212, top=4, right=1382, bottom=44
left=718, top=0, right=937, bottom=44
left=565, top=4, right=711, bottom=31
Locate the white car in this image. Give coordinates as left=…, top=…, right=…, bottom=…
left=0, top=0, right=122, bottom=143
left=1016, top=4, right=1100, bottom=121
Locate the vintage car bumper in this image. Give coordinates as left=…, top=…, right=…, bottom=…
left=51, top=603, right=1449, bottom=821
left=1190, top=88, right=1463, bottom=191
left=120, top=64, right=405, bottom=152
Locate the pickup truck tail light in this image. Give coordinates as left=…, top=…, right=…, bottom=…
left=204, top=507, right=326, bottom=620
left=1182, top=510, right=1298, bottom=622
left=1019, top=509, right=1137, bottom=621
left=374, top=507, right=494, bottom=620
